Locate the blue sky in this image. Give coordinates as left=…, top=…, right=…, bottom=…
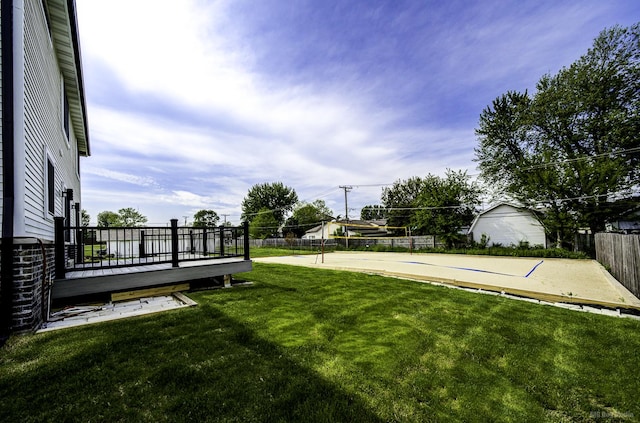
left=75, top=0, right=639, bottom=225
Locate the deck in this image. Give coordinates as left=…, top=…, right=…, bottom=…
left=52, top=257, right=252, bottom=304
left=52, top=219, right=252, bottom=305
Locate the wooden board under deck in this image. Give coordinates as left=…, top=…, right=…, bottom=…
left=111, top=283, right=191, bottom=302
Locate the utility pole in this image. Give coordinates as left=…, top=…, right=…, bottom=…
left=339, top=185, right=352, bottom=221
left=221, top=214, right=229, bottom=225
left=339, top=185, right=352, bottom=249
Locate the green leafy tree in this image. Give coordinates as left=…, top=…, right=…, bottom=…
left=193, top=210, right=220, bottom=227
left=97, top=211, right=121, bottom=227
left=381, top=176, right=427, bottom=234
left=241, top=182, right=298, bottom=226
left=475, top=23, right=640, bottom=247
left=118, top=208, right=148, bottom=227
left=249, top=208, right=280, bottom=239
left=412, top=170, right=481, bottom=246
left=81, top=209, right=91, bottom=227
left=360, top=205, right=387, bottom=220
left=283, top=200, right=334, bottom=237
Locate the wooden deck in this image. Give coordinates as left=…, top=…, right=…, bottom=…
left=52, top=258, right=252, bottom=304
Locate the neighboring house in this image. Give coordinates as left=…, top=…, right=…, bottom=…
left=1, top=0, right=90, bottom=333
left=606, top=215, right=640, bottom=234
left=302, top=219, right=389, bottom=239
left=468, top=204, right=547, bottom=248
left=341, top=219, right=390, bottom=237
left=301, top=224, right=327, bottom=240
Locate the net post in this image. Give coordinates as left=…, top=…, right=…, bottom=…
left=321, top=221, right=325, bottom=263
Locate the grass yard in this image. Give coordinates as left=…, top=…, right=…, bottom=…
left=250, top=247, right=319, bottom=258
left=1, top=263, right=639, bottom=422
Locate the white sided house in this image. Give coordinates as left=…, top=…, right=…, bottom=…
left=1, top=0, right=90, bottom=333
left=302, top=220, right=389, bottom=240
left=468, top=204, right=547, bottom=248
left=302, top=223, right=330, bottom=240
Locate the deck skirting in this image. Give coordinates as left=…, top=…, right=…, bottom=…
left=52, top=259, right=252, bottom=303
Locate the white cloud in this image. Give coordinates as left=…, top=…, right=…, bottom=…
left=158, top=190, right=213, bottom=208
left=76, top=0, right=482, bottom=224
left=84, top=167, right=155, bottom=187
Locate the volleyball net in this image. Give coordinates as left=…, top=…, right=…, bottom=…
left=324, top=221, right=407, bottom=237
left=318, top=221, right=414, bottom=251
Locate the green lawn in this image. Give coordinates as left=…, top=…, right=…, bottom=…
left=250, top=247, right=319, bottom=257
left=1, top=263, right=639, bottom=422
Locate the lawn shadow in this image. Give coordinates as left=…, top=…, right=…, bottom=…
left=0, top=304, right=385, bottom=422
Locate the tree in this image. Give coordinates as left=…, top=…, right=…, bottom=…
left=283, top=200, right=334, bottom=237
left=381, top=176, right=427, bottom=234
left=360, top=205, right=387, bottom=220
left=475, top=23, right=640, bottom=247
left=81, top=209, right=91, bottom=227
left=249, top=208, right=280, bottom=239
left=241, top=182, right=298, bottom=226
left=118, top=208, right=148, bottom=227
left=193, top=209, right=220, bottom=227
left=97, top=211, right=121, bottom=227
left=412, top=170, right=481, bottom=247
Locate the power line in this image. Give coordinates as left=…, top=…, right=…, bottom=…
left=470, top=146, right=640, bottom=177
left=522, top=146, right=640, bottom=171
left=339, top=149, right=639, bottom=188
left=241, top=148, right=639, bottom=223
left=340, top=183, right=394, bottom=188
left=242, top=187, right=343, bottom=218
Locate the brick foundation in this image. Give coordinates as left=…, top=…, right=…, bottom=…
left=4, top=241, right=55, bottom=332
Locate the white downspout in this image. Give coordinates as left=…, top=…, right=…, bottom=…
left=12, top=0, right=26, bottom=236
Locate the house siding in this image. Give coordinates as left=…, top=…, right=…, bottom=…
left=1, top=1, right=87, bottom=334
left=21, top=0, right=80, bottom=240
left=0, top=2, right=4, bottom=233
left=470, top=204, right=547, bottom=248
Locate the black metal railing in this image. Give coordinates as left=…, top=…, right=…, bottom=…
left=55, top=218, right=249, bottom=279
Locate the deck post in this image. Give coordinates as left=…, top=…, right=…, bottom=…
left=54, top=217, right=66, bottom=279
left=139, top=230, right=146, bottom=257
left=75, top=202, right=82, bottom=263
left=202, top=229, right=208, bottom=256
left=170, top=219, right=179, bottom=267
left=243, top=221, right=250, bottom=260
left=76, top=228, right=84, bottom=264
left=219, top=225, right=225, bottom=257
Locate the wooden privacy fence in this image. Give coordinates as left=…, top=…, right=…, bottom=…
left=595, top=233, right=640, bottom=299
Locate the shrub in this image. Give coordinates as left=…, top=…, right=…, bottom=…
left=478, top=233, right=490, bottom=249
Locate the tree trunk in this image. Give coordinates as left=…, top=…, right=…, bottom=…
left=556, top=229, right=563, bottom=249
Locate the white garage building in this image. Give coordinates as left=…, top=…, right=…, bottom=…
left=468, top=203, right=547, bottom=248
